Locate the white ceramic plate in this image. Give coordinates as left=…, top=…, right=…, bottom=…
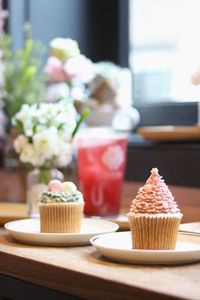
left=179, top=222, right=200, bottom=235
left=90, top=214, right=129, bottom=231
left=4, top=218, right=119, bottom=246
left=90, top=231, right=200, bottom=265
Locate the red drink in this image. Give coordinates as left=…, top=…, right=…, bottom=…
left=76, top=128, right=127, bottom=216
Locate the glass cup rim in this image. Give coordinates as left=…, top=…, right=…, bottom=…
left=75, top=126, right=128, bottom=140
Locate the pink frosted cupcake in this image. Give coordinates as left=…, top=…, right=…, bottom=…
left=127, top=168, right=183, bottom=250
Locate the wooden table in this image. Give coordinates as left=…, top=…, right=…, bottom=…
left=0, top=182, right=200, bottom=300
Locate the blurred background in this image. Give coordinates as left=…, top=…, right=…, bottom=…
left=1, top=0, right=200, bottom=203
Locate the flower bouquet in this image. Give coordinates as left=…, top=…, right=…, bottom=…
left=44, top=37, right=94, bottom=100
left=12, top=99, right=88, bottom=217
left=0, top=23, right=47, bottom=169
left=0, top=23, right=47, bottom=123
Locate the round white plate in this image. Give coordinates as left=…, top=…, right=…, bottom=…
left=4, top=218, right=119, bottom=246
left=90, top=231, right=200, bottom=265
left=93, top=214, right=129, bottom=231
left=179, top=222, right=200, bottom=234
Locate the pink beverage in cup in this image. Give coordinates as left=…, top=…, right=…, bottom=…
left=76, top=127, right=127, bottom=216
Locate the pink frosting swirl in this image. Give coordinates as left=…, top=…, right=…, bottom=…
left=130, top=168, right=180, bottom=214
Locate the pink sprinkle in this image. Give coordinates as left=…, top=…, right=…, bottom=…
left=162, top=202, right=169, bottom=209
left=129, top=168, right=180, bottom=214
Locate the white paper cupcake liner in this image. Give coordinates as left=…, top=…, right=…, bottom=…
left=39, top=202, right=84, bottom=233
left=127, top=213, right=183, bottom=250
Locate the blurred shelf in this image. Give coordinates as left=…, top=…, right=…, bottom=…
left=137, top=125, right=200, bottom=141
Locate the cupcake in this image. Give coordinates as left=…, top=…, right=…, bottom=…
left=127, top=168, right=182, bottom=250
left=39, top=180, right=84, bottom=233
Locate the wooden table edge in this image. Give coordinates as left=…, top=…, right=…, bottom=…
left=0, top=248, right=183, bottom=300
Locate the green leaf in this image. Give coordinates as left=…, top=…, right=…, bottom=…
left=0, top=23, right=47, bottom=122
left=11, top=118, right=24, bottom=134
left=32, top=124, right=37, bottom=135
left=72, top=109, right=90, bottom=139
left=57, top=123, right=65, bottom=130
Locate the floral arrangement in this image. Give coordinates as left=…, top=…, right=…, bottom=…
left=12, top=95, right=88, bottom=216
left=0, top=23, right=47, bottom=124
left=44, top=38, right=93, bottom=96
left=12, top=100, right=84, bottom=169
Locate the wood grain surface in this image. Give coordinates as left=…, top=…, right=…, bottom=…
left=0, top=229, right=200, bottom=300
left=0, top=203, right=28, bottom=225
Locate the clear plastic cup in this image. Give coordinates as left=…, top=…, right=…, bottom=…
left=75, top=127, right=128, bottom=216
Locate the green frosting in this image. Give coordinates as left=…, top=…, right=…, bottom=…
left=41, top=190, right=83, bottom=203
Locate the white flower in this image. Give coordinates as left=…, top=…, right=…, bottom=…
left=13, top=100, right=77, bottom=167
left=50, top=38, right=80, bottom=62
left=14, top=135, right=27, bottom=153
left=15, top=104, right=37, bottom=123
left=33, top=127, right=59, bottom=159
left=55, top=143, right=73, bottom=167
left=63, top=54, right=94, bottom=83
left=20, top=143, right=35, bottom=164
left=14, top=135, right=37, bottom=165
left=45, top=82, right=69, bottom=103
